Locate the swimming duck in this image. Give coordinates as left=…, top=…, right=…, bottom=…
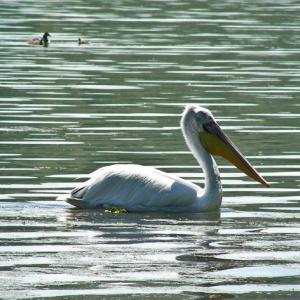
left=78, top=37, right=90, bottom=45
left=29, top=32, right=50, bottom=46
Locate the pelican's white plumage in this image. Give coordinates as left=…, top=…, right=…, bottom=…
left=59, top=105, right=268, bottom=212
left=67, top=164, right=206, bottom=212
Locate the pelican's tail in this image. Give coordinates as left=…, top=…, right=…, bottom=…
left=56, top=193, right=87, bottom=208
left=65, top=197, right=89, bottom=208
left=56, top=182, right=90, bottom=208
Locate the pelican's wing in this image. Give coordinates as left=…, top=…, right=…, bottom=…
left=65, top=164, right=200, bottom=210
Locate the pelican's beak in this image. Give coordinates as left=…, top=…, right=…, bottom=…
left=199, top=120, right=270, bottom=187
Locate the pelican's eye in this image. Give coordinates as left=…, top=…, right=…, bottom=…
left=203, top=120, right=215, bottom=133
left=203, top=123, right=210, bottom=133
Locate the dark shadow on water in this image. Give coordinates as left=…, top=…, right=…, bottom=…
left=64, top=206, right=221, bottom=224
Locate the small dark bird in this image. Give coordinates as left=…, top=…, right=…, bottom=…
left=78, top=37, right=90, bottom=45
left=29, top=32, right=51, bottom=46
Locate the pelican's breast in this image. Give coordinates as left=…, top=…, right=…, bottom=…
left=69, top=164, right=199, bottom=210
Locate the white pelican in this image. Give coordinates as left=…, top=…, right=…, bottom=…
left=59, top=105, right=269, bottom=212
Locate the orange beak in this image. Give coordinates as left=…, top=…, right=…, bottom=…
left=199, top=120, right=270, bottom=187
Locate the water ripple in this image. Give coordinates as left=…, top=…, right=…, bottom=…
left=1, top=0, right=300, bottom=299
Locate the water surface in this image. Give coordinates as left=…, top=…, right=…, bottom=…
left=0, top=1, right=300, bottom=299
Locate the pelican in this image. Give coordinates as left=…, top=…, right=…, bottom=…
left=59, top=105, right=269, bottom=212
left=28, top=32, right=50, bottom=46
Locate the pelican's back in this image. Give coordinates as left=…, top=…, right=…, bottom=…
left=65, top=164, right=199, bottom=211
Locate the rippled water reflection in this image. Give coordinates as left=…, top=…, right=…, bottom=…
left=1, top=0, right=300, bottom=299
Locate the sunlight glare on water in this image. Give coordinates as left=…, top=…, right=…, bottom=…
left=0, top=0, right=300, bottom=299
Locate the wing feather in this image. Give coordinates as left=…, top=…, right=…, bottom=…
left=64, top=164, right=200, bottom=210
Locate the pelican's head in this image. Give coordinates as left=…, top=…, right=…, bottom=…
left=182, top=105, right=270, bottom=187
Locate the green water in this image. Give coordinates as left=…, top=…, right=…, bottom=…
left=0, top=1, right=300, bottom=299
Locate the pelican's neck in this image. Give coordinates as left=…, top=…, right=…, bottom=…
left=181, top=108, right=222, bottom=211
